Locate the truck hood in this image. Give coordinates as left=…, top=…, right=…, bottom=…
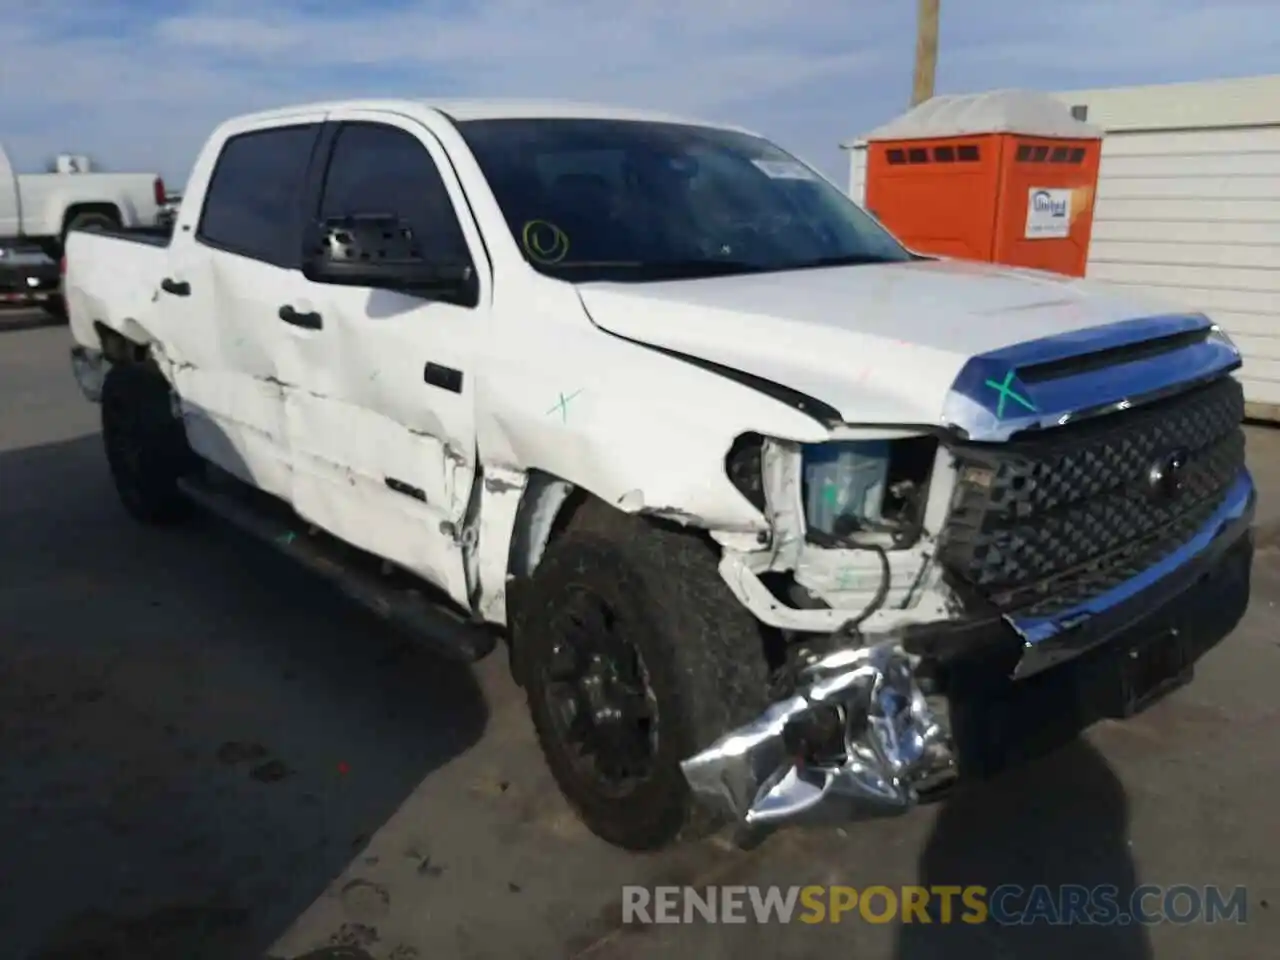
left=575, top=258, right=1172, bottom=426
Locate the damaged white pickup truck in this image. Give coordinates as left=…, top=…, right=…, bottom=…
left=65, top=99, right=1255, bottom=851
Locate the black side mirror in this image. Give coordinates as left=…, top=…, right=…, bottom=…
left=302, top=214, right=473, bottom=297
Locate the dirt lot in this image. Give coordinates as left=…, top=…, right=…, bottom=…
left=2, top=309, right=1278, bottom=959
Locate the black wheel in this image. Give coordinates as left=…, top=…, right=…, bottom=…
left=44, top=295, right=67, bottom=322
left=100, top=363, right=195, bottom=524
left=63, top=209, right=120, bottom=245
left=513, top=504, right=770, bottom=850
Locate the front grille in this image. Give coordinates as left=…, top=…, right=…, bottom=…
left=938, top=375, right=1245, bottom=619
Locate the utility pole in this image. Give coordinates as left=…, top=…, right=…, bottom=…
left=911, top=0, right=940, bottom=107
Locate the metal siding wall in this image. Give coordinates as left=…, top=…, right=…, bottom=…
left=847, top=143, right=867, bottom=204
left=1083, top=125, right=1280, bottom=416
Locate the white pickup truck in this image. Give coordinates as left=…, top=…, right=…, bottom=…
left=64, top=99, right=1255, bottom=851
left=1, top=141, right=167, bottom=258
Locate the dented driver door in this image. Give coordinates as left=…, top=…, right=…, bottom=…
left=276, top=112, right=487, bottom=608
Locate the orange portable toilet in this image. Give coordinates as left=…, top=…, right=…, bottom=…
left=862, top=90, right=1103, bottom=277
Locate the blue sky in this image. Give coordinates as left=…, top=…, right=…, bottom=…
left=2, top=0, right=1278, bottom=186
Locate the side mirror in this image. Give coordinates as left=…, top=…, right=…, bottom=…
left=302, top=214, right=473, bottom=296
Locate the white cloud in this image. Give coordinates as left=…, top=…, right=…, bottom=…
left=945, top=0, right=1280, bottom=75
left=1, top=0, right=1277, bottom=187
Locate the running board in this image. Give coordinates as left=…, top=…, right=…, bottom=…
left=176, top=472, right=496, bottom=663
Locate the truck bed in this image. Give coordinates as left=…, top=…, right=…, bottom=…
left=15, top=171, right=164, bottom=236
left=64, top=226, right=172, bottom=351
left=78, top=223, right=173, bottom=247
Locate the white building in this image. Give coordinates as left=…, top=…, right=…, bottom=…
left=841, top=75, right=1280, bottom=419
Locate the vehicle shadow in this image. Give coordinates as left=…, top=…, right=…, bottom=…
left=0, top=306, right=61, bottom=334
left=0, top=432, right=490, bottom=960
left=894, top=738, right=1151, bottom=959
left=893, top=527, right=1253, bottom=959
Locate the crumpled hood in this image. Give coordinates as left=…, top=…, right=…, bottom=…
left=576, top=258, right=1171, bottom=425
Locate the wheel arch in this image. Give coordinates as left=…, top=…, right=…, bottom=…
left=61, top=202, right=123, bottom=239
left=93, top=319, right=154, bottom=366
left=502, top=468, right=728, bottom=594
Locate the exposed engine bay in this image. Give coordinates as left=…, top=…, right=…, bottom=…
left=689, top=321, right=1254, bottom=830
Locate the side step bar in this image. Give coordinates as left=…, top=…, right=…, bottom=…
left=176, top=472, right=496, bottom=663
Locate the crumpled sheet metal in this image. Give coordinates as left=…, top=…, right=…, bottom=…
left=680, top=640, right=957, bottom=826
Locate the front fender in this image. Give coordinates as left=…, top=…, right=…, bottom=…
left=478, top=290, right=833, bottom=532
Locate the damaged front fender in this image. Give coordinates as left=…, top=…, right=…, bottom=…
left=680, top=637, right=957, bottom=827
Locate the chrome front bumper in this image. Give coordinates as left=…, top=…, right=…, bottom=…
left=681, top=640, right=957, bottom=829
left=681, top=467, right=1255, bottom=829
left=1008, top=469, right=1256, bottom=677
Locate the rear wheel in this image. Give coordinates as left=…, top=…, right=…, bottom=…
left=52, top=209, right=121, bottom=268
left=63, top=209, right=120, bottom=245
left=100, top=364, right=196, bottom=525
left=514, top=505, right=770, bottom=850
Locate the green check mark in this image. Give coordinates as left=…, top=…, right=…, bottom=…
left=984, top=370, right=1037, bottom=418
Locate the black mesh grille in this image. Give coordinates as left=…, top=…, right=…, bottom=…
left=938, top=376, right=1246, bottom=618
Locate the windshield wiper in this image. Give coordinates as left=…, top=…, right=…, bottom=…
left=591, top=259, right=768, bottom=282
left=786, top=253, right=906, bottom=271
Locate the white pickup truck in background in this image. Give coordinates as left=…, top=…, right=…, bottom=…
left=0, top=141, right=166, bottom=258
left=63, top=99, right=1255, bottom=852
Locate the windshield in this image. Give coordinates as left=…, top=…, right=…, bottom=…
left=455, top=118, right=913, bottom=283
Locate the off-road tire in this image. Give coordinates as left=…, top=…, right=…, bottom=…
left=514, top=504, right=771, bottom=850
left=101, top=363, right=195, bottom=525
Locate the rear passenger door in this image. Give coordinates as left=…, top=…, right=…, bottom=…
left=280, top=113, right=488, bottom=607
left=166, top=116, right=322, bottom=499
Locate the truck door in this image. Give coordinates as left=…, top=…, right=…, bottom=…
left=159, top=116, right=324, bottom=500
left=279, top=113, right=486, bottom=608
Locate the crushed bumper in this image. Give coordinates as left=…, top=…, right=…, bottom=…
left=681, top=468, right=1255, bottom=829
left=681, top=640, right=957, bottom=827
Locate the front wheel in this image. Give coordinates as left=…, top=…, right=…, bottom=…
left=514, top=506, right=770, bottom=850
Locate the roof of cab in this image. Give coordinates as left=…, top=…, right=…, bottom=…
left=229, top=98, right=754, bottom=133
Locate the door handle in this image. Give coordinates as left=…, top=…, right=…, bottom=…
left=278, top=304, right=323, bottom=329
left=160, top=277, right=190, bottom=296
left=424, top=362, right=463, bottom=393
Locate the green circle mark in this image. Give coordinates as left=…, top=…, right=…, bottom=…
left=522, top=220, right=570, bottom=264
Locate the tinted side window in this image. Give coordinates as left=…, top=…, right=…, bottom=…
left=197, top=125, right=318, bottom=267
left=319, top=123, right=471, bottom=263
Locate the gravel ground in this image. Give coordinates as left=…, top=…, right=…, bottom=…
left=2, top=310, right=1277, bottom=959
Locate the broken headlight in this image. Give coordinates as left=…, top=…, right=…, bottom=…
left=801, top=436, right=937, bottom=546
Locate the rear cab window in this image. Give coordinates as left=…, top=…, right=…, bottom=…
left=197, top=124, right=319, bottom=267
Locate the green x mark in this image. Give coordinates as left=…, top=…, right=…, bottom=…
left=983, top=370, right=1037, bottom=418
left=546, top=389, right=583, bottom=423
